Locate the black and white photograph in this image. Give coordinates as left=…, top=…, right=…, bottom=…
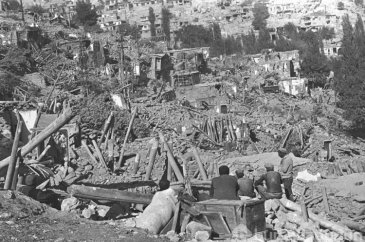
left=0, top=0, right=364, bottom=241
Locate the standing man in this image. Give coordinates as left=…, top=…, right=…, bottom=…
left=254, top=163, right=282, bottom=200
left=210, top=165, right=239, bottom=200
left=278, top=148, right=294, bottom=201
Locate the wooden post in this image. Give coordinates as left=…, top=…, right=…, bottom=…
left=98, top=111, right=114, bottom=147
left=166, top=139, right=173, bottom=181
left=214, top=159, right=219, bottom=177
left=171, top=201, right=181, bottom=233
left=323, top=140, right=332, bottom=161
left=117, top=107, right=138, bottom=169
left=33, top=107, right=42, bottom=130
left=107, top=139, right=115, bottom=167
left=144, top=138, right=159, bottom=181
left=207, top=162, right=214, bottom=179
left=92, top=140, right=108, bottom=170
left=159, top=132, right=184, bottom=182
left=82, top=140, right=99, bottom=165
left=103, top=125, right=112, bottom=153
left=322, top=186, right=330, bottom=213
left=192, top=147, right=208, bottom=180
left=300, top=198, right=309, bottom=222
left=180, top=214, right=191, bottom=233
left=132, top=153, right=140, bottom=175
left=11, top=157, right=21, bottom=190
left=4, top=120, right=22, bottom=190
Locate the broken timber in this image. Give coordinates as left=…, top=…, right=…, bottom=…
left=0, top=108, right=74, bottom=177
left=280, top=198, right=363, bottom=242
left=67, top=184, right=153, bottom=205
left=4, top=117, right=22, bottom=190
left=117, top=107, right=138, bottom=169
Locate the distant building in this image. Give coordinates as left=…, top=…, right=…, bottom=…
left=321, top=39, right=342, bottom=57
left=244, top=49, right=300, bottom=78
left=299, top=11, right=339, bottom=31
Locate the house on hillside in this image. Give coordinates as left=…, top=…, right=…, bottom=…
left=244, top=49, right=300, bottom=78
left=300, top=12, right=339, bottom=31
left=279, top=78, right=307, bottom=96
left=321, top=39, right=342, bottom=57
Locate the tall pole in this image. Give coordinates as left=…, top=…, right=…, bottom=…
left=119, top=32, right=124, bottom=85
left=20, top=0, right=24, bottom=22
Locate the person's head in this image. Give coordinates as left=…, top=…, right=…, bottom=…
left=159, top=179, right=170, bottom=191
left=219, top=165, right=230, bottom=176
left=278, top=148, right=287, bottom=158
left=235, top=169, right=244, bottom=178
left=264, top=163, right=274, bottom=172
left=244, top=164, right=254, bottom=176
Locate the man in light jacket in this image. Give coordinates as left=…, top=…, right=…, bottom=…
left=278, top=148, right=294, bottom=201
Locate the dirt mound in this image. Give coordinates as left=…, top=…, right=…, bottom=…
left=0, top=190, right=168, bottom=242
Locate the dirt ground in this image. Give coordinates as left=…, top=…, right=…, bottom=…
left=0, top=190, right=168, bottom=242
left=320, top=173, right=365, bottom=196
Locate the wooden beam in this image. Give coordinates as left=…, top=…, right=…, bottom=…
left=4, top=119, right=22, bottom=190
left=132, top=153, right=140, bottom=175
left=322, top=186, right=330, bottom=213
left=159, top=132, right=184, bottom=182
left=117, top=107, right=138, bottom=169
left=92, top=140, right=108, bottom=170
left=81, top=140, right=99, bottom=165
left=144, top=138, right=159, bottom=181
left=192, top=147, right=208, bottom=180
left=98, top=111, right=114, bottom=147
left=67, top=185, right=153, bottom=205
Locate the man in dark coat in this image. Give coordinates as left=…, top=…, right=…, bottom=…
left=210, top=165, right=239, bottom=200
left=254, top=163, right=283, bottom=200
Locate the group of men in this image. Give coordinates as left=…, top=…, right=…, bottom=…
left=210, top=148, right=294, bottom=201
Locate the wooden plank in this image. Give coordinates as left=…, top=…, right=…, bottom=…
left=201, top=211, right=231, bottom=236
left=67, top=184, right=153, bottom=204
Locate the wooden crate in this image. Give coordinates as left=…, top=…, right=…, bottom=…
left=194, top=199, right=265, bottom=236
